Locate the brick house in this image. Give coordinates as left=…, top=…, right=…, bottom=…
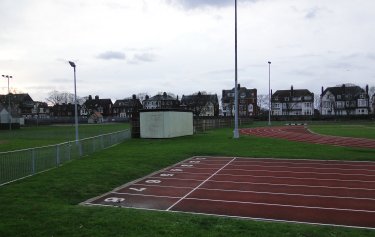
left=50, top=103, right=79, bottom=117
left=113, top=95, right=143, bottom=118
left=222, top=84, right=257, bottom=117
left=81, top=95, right=113, bottom=117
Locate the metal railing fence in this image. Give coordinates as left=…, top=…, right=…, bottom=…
left=0, top=129, right=131, bottom=186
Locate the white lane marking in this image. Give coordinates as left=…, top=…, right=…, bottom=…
left=166, top=157, right=237, bottom=211
left=147, top=175, right=375, bottom=190
left=218, top=168, right=375, bottom=178
left=231, top=159, right=375, bottom=168
left=83, top=203, right=375, bottom=230
left=183, top=197, right=375, bottom=213
left=214, top=173, right=375, bottom=184
left=224, top=164, right=375, bottom=173
left=208, top=179, right=375, bottom=191
left=112, top=192, right=180, bottom=199
left=116, top=185, right=375, bottom=202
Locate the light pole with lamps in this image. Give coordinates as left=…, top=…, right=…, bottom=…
left=2, top=74, right=12, bottom=130
left=233, top=0, right=239, bottom=139
left=268, top=61, right=271, bottom=126
left=68, top=61, right=79, bottom=143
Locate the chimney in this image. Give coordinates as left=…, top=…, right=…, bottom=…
left=237, top=84, right=241, bottom=90
left=291, top=85, right=294, bottom=96
left=132, top=94, right=136, bottom=100
left=163, top=92, right=167, bottom=97
left=366, top=84, right=369, bottom=94
left=95, top=95, right=99, bottom=100
left=321, top=86, right=324, bottom=94
left=88, top=95, right=92, bottom=100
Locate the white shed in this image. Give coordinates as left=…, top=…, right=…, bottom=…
left=140, top=110, right=193, bottom=138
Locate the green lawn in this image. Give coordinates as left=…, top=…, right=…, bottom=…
left=0, top=123, right=130, bottom=152
left=0, top=126, right=374, bottom=237
left=309, top=123, right=375, bottom=139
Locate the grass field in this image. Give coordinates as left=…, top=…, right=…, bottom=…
left=309, top=124, right=375, bottom=139
left=0, top=124, right=374, bottom=236
left=0, top=123, right=129, bottom=152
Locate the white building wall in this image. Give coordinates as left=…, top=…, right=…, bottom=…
left=140, top=111, right=193, bottom=138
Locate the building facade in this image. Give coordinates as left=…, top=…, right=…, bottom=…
left=320, top=84, right=370, bottom=116
left=271, top=86, right=314, bottom=116
left=180, top=92, right=219, bottom=117
left=222, top=84, right=257, bottom=117
left=81, top=95, right=113, bottom=117
left=113, top=95, right=143, bottom=118
left=142, top=92, right=180, bottom=110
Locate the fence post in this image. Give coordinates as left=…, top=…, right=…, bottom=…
left=56, top=145, right=60, bottom=167
left=32, top=149, right=36, bottom=174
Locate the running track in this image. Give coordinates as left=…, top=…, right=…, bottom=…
left=83, top=156, right=375, bottom=229
left=240, top=126, right=375, bottom=149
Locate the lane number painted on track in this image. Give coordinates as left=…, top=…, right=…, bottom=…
left=145, top=179, right=161, bottom=184
left=104, top=197, right=125, bottom=203
left=160, top=173, right=174, bottom=177
left=181, top=164, right=193, bottom=167
left=194, top=157, right=206, bottom=160
left=170, top=168, right=183, bottom=172
left=189, top=161, right=200, bottom=164
left=129, top=187, right=147, bottom=192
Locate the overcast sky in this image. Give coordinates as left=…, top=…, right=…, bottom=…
left=1, top=0, right=375, bottom=102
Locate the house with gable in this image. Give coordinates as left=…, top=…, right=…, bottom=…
left=222, top=84, right=257, bottom=117
left=142, top=92, right=180, bottom=110
left=0, top=93, right=34, bottom=118
left=371, top=93, right=375, bottom=114
left=180, top=92, right=219, bottom=117
left=113, top=95, right=143, bottom=118
left=320, top=84, right=370, bottom=116
left=271, top=86, right=314, bottom=116
left=81, top=95, right=113, bottom=117
left=0, top=104, right=23, bottom=128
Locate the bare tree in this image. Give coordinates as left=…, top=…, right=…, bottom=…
left=257, top=94, right=269, bottom=111
left=314, top=94, right=321, bottom=111
left=369, top=86, right=375, bottom=96
left=46, top=90, right=84, bottom=105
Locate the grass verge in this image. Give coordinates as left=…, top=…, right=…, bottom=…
left=0, top=127, right=374, bottom=236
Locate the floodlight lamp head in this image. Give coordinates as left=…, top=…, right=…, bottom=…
left=68, top=61, right=76, bottom=68
left=268, top=61, right=271, bottom=64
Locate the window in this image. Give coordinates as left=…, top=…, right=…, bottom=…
left=284, top=97, right=289, bottom=101
left=337, top=95, right=341, bottom=100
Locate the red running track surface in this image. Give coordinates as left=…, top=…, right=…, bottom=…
left=240, top=126, right=375, bottom=149
left=82, top=156, right=375, bottom=229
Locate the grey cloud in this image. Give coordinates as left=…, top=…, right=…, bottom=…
left=97, top=51, right=126, bottom=60
left=366, top=53, right=375, bottom=60
left=305, top=7, right=320, bottom=19
left=127, top=53, right=157, bottom=65
left=133, top=53, right=156, bottom=62
left=166, top=0, right=258, bottom=9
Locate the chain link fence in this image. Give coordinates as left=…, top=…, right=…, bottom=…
left=0, top=129, right=131, bottom=186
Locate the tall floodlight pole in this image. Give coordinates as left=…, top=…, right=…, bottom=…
left=68, top=61, right=79, bottom=143
left=233, top=0, right=239, bottom=139
left=2, top=74, right=12, bottom=130
left=268, top=61, right=271, bottom=126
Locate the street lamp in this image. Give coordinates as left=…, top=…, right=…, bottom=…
left=268, top=61, right=271, bottom=126
left=68, top=61, right=79, bottom=143
left=2, top=74, right=12, bottom=130
left=233, top=0, right=239, bottom=139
